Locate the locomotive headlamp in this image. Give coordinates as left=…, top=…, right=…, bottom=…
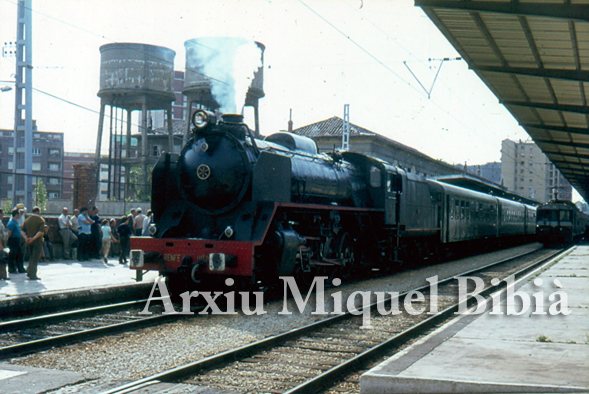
left=224, top=226, right=234, bottom=238
left=149, top=224, right=157, bottom=236
left=192, top=110, right=210, bottom=129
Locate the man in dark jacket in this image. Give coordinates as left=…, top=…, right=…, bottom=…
left=22, top=206, right=45, bottom=280
left=90, top=206, right=101, bottom=259
left=117, top=216, right=133, bottom=264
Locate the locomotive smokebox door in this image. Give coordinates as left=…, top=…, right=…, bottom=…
left=253, top=151, right=292, bottom=202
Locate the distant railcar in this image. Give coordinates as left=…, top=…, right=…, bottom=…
left=536, top=200, right=589, bottom=245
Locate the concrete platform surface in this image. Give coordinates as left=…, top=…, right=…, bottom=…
left=361, top=246, right=589, bottom=394
left=0, top=258, right=158, bottom=315
left=0, top=362, right=86, bottom=394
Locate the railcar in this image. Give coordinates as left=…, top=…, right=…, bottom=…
left=536, top=200, right=589, bottom=245
left=425, top=180, right=536, bottom=254
left=130, top=111, right=536, bottom=295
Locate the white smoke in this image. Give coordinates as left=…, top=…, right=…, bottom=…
left=185, top=37, right=262, bottom=114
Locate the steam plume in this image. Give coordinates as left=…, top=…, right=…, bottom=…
left=185, top=37, right=262, bottom=114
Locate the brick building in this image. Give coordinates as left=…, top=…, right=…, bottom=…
left=63, top=152, right=96, bottom=201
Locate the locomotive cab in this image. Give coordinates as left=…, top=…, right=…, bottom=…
left=537, top=204, right=573, bottom=245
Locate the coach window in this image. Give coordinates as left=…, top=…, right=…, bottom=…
left=466, top=201, right=470, bottom=219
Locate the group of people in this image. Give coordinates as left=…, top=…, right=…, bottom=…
left=67, top=206, right=152, bottom=264
left=0, top=204, right=152, bottom=281
left=0, top=204, right=48, bottom=281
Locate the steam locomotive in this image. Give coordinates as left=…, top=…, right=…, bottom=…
left=130, top=111, right=536, bottom=293
left=536, top=199, right=589, bottom=245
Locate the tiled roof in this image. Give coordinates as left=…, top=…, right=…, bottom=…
left=293, top=116, right=434, bottom=160
left=293, top=116, right=375, bottom=138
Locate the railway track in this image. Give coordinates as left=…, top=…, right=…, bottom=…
left=100, top=246, right=567, bottom=394
left=0, top=300, right=174, bottom=359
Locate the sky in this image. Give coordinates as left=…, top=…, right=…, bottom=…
left=0, top=1, right=537, bottom=172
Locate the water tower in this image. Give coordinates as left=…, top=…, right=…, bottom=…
left=96, top=42, right=176, bottom=200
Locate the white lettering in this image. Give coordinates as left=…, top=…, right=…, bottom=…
left=456, top=276, right=487, bottom=315
left=505, top=275, right=530, bottom=316
left=279, top=276, right=327, bottom=315
left=426, top=275, right=439, bottom=314
left=375, top=291, right=401, bottom=316
left=548, top=291, right=571, bottom=316
left=404, top=290, right=425, bottom=315
left=240, top=292, right=267, bottom=315
left=139, top=276, right=183, bottom=315
left=346, top=291, right=372, bottom=329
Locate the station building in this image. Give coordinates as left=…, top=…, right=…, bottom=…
left=293, top=116, right=463, bottom=178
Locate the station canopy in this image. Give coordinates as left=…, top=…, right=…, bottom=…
left=416, top=0, right=589, bottom=202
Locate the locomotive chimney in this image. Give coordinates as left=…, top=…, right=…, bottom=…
left=222, top=114, right=244, bottom=124
left=288, top=109, right=293, bottom=132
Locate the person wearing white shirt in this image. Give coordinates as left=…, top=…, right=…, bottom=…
left=142, top=210, right=152, bottom=236
left=58, top=207, right=77, bottom=259
left=133, top=208, right=145, bottom=236
left=70, top=208, right=80, bottom=236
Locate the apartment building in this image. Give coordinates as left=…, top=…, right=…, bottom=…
left=0, top=127, right=64, bottom=201
left=501, top=139, right=572, bottom=203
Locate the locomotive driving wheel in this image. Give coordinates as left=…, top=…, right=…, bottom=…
left=324, top=231, right=355, bottom=280
left=336, top=232, right=354, bottom=280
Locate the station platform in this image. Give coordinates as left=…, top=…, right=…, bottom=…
left=0, top=258, right=158, bottom=316
left=361, top=245, right=589, bottom=393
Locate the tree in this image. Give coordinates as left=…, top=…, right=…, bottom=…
left=128, top=165, right=153, bottom=202
left=3, top=199, right=12, bottom=213
left=35, top=179, right=47, bottom=211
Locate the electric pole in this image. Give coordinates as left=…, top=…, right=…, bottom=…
left=12, top=0, right=34, bottom=210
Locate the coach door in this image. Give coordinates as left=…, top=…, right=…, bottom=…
left=385, top=171, right=403, bottom=226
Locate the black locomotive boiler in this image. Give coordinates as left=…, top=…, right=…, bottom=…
left=130, top=111, right=536, bottom=293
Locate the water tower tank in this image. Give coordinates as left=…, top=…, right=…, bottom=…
left=98, top=43, right=176, bottom=108
left=183, top=37, right=264, bottom=110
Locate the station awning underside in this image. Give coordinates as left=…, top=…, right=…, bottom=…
left=415, top=0, right=589, bottom=202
